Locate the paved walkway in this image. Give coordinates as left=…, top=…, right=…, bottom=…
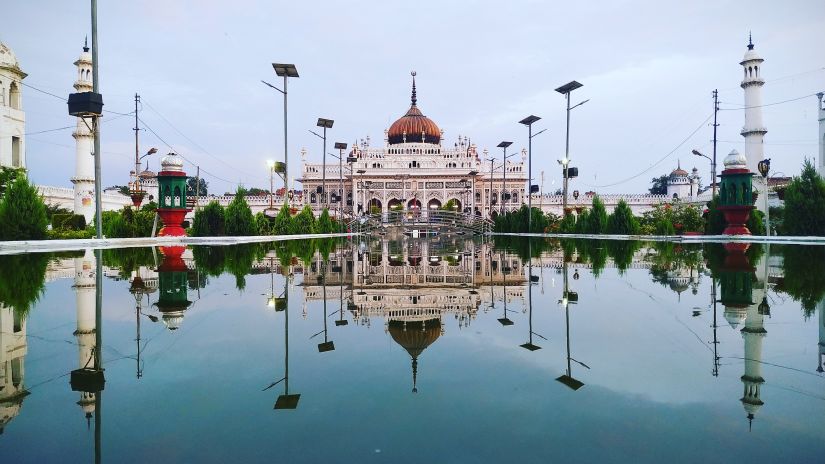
left=0, top=233, right=356, bottom=255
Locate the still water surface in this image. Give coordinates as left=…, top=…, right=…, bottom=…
left=0, top=237, right=823, bottom=463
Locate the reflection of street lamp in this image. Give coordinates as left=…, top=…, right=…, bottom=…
left=521, top=241, right=544, bottom=351
left=555, top=80, right=587, bottom=213
left=266, top=159, right=276, bottom=213
left=263, top=63, right=299, bottom=209
left=692, top=149, right=716, bottom=197
left=757, top=158, right=771, bottom=236
left=556, top=261, right=587, bottom=390
left=497, top=251, right=514, bottom=326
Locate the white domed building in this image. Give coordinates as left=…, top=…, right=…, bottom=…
left=0, top=42, right=26, bottom=169
left=300, top=73, right=527, bottom=219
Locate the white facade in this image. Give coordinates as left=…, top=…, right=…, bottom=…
left=0, top=301, right=27, bottom=434
left=72, top=42, right=96, bottom=223
left=740, top=35, right=768, bottom=212
left=665, top=164, right=701, bottom=200
left=0, top=42, right=26, bottom=169
left=300, top=76, right=527, bottom=219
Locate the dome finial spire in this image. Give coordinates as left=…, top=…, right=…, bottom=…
left=83, top=36, right=89, bottom=52
left=411, top=356, right=418, bottom=393
left=747, top=31, right=754, bottom=50
left=410, top=71, right=417, bottom=107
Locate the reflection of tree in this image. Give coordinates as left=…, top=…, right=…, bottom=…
left=102, top=247, right=155, bottom=280
left=605, top=240, right=642, bottom=274
left=0, top=252, right=49, bottom=317
left=649, top=242, right=705, bottom=287
left=492, top=236, right=559, bottom=261
left=776, top=245, right=825, bottom=316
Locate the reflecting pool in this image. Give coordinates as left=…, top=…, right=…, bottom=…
left=0, top=237, right=823, bottom=463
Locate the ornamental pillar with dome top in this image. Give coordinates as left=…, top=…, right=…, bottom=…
left=718, top=149, right=754, bottom=235
left=156, top=153, right=189, bottom=237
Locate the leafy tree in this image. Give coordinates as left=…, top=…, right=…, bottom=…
left=291, top=205, right=317, bottom=234
left=783, top=159, right=825, bottom=236
left=192, top=201, right=225, bottom=236
left=186, top=177, right=209, bottom=197
left=672, top=203, right=704, bottom=234
left=317, top=208, right=335, bottom=234
left=0, top=175, right=48, bottom=240
left=246, top=187, right=269, bottom=196
left=224, top=188, right=256, bottom=236
left=607, top=199, right=640, bottom=235
left=558, top=212, right=576, bottom=234
left=587, top=195, right=608, bottom=234
left=574, top=209, right=590, bottom=234
left=254, top=211, right=271, bottom=235
left=704, top=196, right=726, bottom=235
left=0, top=166, right=26, bottom=197
left=272, top=204, right=293, bottom=235
left=655, top=218, right=676, bottom=235
left=649, top=174, right=669, bottom=195
left=102, top=206, right=155, bottom=238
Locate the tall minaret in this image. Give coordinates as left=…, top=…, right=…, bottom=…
left=817, top=92, right=824, bottom=177
left=740, top=33, right=768, bottom=212
left=72, top=39, right=95, bottom=223
left=740, top=296, right=767, bottom=430
left=73, top=248, right=97, bottom=422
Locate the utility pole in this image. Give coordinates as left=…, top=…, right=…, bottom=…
left=91, top=0, right=102, bottom=239
left=134, top=93, right=140, bottom=190
left=195, top=166, right=201, bottom=211
left=712, top=89, right=719, bottom=197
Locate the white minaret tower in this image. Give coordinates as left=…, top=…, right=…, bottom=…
left=817, top=92, right=824, bottom=177
left=73, top=248, right=97, bottom=422
left=740, top=33, right=768, bottom=212
left=72, top=39, right=95, bottom=223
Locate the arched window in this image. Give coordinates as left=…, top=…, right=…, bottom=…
left=9, top=82, right=20, bottom=110
left=163, top=185, right=171, bottom=207
left=0, top=81, right=5, bottom=106
left=754, top=66, right=758, bottom=77
left=729, top=183, right=737, bottom=204
left=173, top=186, right=182, bottom=207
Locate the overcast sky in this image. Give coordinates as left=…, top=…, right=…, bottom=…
left=4, top=0, right=823, bottom=194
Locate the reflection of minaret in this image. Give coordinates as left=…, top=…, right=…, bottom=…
left=387, top=318, right=441, bottom=393
left=817, top=298, right=824, bottom=373
left=0, top=303, right=28, bottom=435
left=741, top=300, right=767, bottom=430
left=73, top=248, right=97, bottom=422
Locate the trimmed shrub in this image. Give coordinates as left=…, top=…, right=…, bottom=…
left=192, top=201, right=225, bottom=236
left=224, top=189, right=256, bottom=236
left=317, top=208, right=335, bottom=234
left=291, top=205, right=316, bottom=235
left=0, top=175, right=48, bottom=240
left=272, top=204, right=292, bottom=235
left=607, top=199, right=640, bottom=235
left=783, top=159, right=825, bottom=236
left=587, top=195, right=608, bottom=234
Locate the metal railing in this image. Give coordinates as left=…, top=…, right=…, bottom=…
left=348, top=210, right=492, bottom=236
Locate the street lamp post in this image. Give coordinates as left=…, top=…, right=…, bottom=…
left=334, top=142, right=347, bottom=231
left=310, top=118, right=335, bottom=210
left=692, top=149, right=716, bottom=197
left=497, top=142, right=513, bottom=215
left=519, top=115, right=543, bottom=232
left=555, top=81, right=586, bottom=214
left=266, top=159, right=276, bottom=213
left=758, top=158, right=771, bottom=236
left=263, top=63, right=299, bottom=209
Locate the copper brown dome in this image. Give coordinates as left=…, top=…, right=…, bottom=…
left=387, top=73, right=441, bottom=145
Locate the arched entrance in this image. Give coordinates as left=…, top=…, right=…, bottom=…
left=368, top=198, right=382, bottom=214
left=446, top=199, right=462, bottom=212
left=408, top=198, right=422, bottom=211
left=427, top=198, right=441, bottom=210
left=388, top=198, right=403, bottom=212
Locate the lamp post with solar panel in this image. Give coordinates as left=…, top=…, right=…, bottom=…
left=555, top=81, right=588, bottom=213
left=262, top=63, right=299, bottom=209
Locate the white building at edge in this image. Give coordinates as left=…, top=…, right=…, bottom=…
left=0, top=42, right=26, bottom=170
left=818, top=92, right=825, bottom=177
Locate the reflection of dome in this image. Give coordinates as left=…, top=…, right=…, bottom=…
left=724, top=308, right=747, bottom=329
left=724, top=149, right=747, bottom=170
left=388, top=318, right=441, bottom=393
left=161, top=312, right=185, bottom=330
left=387, top=73, right=441, bottom=145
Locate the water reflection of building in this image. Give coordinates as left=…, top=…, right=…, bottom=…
left=0, top=302, right=27, bottom=435
left=73, top=249, right=97, bottom=421
left=301, top=239, right=526, bottom=392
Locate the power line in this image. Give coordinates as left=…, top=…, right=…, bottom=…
left=586, top=113, right=713, bottom=188
left=141, top=99, right=266, bottom=182
left=138, top=116, right=238, bottom=186
left=719, top=92, right=820, bottom=110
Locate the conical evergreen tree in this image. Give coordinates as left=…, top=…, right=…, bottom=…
left=0, top=175, right=48, bottom=240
